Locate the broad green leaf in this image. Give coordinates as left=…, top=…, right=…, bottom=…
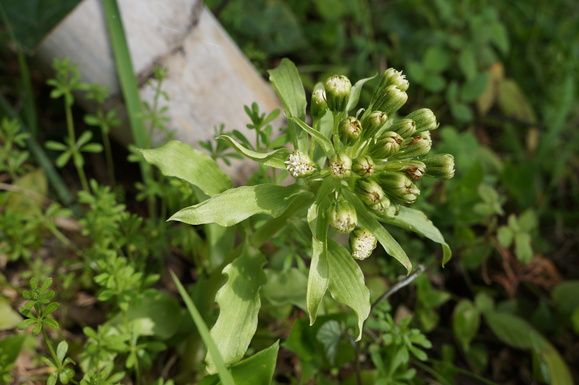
left=458, top=47, right=477, bottom=81
left=460, top=73, right=488, bottom=103
left=316, top=320, right=342, bottom=365
left=0, top=334, right=26, bottom=366
left=169, top=184, right=305, bottom=227
left=262, top=268, right=308, bottom=310
left=423, top=45, right=451, bottom=74
left=250, top=193, right=313, bottom=248
left=200, top=341, right=280, bottom=385
left=514, top=232, right=533, bottom=263
left=497, top=226, right=513, bottom=247
left=268, top=58, right=308, bottom=151
left=289, top=117, right=334, bottom=157
left=346, top=74, right=377, bottom=112
left=0, top=298, right=22, bottom=330
left=306, top=201, right=330, bottom=325
left=490, top=22, right=509, bottom=54
left=497, top=79, right=537, bottom=125
left=139, top=140, right=232, bottom=197
left=423, top=74, right=446, bottom=93
left=450, top=102, right=474, bottom=122
left=452, top=299, right=480, bottom=352
left=327, top=240, right=370, bottom=340
left=172, top=273, right=235, bottom=385
left=484, top=311, right=573, bottom=385
left=116, top=290, right=182, bottom=339
left=380, top=206, right=452, bottom=266
left=1, top=0, right=82, bottom=52
left=518, top=209, right=538, bottom=232
left=552, top=281, right=579, bottom=315
left=474, top=292, right=494, bottom=313
left=206, top=246, right=267, bottom=373
left=407, top=61, right=425, bottom=83
left=217, top=135, right=290, bottom=169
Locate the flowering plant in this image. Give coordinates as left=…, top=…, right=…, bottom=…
left=139, top=58, right=453, bottom=371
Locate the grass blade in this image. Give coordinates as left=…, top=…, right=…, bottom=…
left=102, top=0, right=148, bottom=149
left=171, top=272, right=236, bottom=385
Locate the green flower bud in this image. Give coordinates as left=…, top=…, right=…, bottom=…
left=329, top=199, right=357, bottom=233
left=361, top=111, right=388, bottom=139
left=285, top=150, right=316, bottom=178
left=378, top=68, right=410, bottom=92
left=311, top=86, right=328, bottom=121
left=352, top=156, right=375, bottom=177
left=355, top=178, right=385, bottom=206
left=404, top=108, right=438, bottom=132
left=339, top=117, right=362, bottom=144
left=380, top=160, right=426, bottom=181
left=369, top=131, right=403, bottom=159
left=369, top=196, right=394, bottom=216
left=423, top=154, right=455, bottom=179
left=388, top=118, right=416, bottom=138
left=350, top=227, right=377, bottom=260
left=379, top=172, right=420, bottom=204
left=391, top=131, right=432, bottom=159
left=325, top=75, right=352, bottom=112
left=329, top=153, right=352, bottom=179
left=372, top=85, right=408, bottom=116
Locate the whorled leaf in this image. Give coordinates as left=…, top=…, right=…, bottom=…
left=206, top=246, right=268, bottom=374
left=139, top=140, right=232, bottom=197
left=169, top=184, right=306, bottom=227
left=381, top=206, right=452, bottom=266
left=484, top=311, right=573, bottom=385
left=217, top=135, right=290, bottom=169
left=327, top=240, right=370, bottom=341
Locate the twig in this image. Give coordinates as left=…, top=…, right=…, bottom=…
left=371, top=265, right=425, bottom=311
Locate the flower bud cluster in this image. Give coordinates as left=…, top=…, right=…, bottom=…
left=286, top=67, right=454, bottom=260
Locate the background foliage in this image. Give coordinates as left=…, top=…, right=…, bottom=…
left=1, top=0, right=579, bottom=384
